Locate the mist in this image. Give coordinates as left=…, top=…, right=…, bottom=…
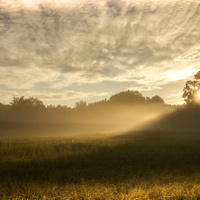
left=0, top=91, right=175, bottom=136
left=0, top=104, right=174, bottom=136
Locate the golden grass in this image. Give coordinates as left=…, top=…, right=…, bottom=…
left=1, top=131, right=200, bottom=199
left=4, top=183, right=200, bottom=199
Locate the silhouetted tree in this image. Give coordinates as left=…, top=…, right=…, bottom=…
left=109, top=90, right=146, bottom=104
left=150, top=95, right=164, bottom=104
left=182, top=71, right=200, bottom=105
left=0, top=102, right=4, bottom=109
left=194, top=71, right=200, bottom=79
left=9, top=96, right=45, bottom=122
left=0, top=102, right=10, bottom=121
left=75, top=101, right=87, bottom=110
left=10, top=96, right=45, bottom=109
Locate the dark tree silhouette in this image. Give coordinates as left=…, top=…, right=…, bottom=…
left=182, top=71, right=200, bottom=105
left=109, top=90, right=146, bottom=104
left=150, top=95, right=164, bottom=104
left=75, top=101, right=87, bottom=110
left=109, top=90, right=164, bottom=105
left=8, top=96, right=46, bottom=122
left=194, top=71, right=200, bottom=79
left=10, top=96, right=45, bottom=109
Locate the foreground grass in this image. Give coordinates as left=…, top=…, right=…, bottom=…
left=1, top=130, right=200, bottom=199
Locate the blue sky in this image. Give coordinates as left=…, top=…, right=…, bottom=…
left=0, top=0, right=200, bottom=107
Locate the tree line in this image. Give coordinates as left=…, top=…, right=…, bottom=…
left=0, top=91, right=165, bottom=123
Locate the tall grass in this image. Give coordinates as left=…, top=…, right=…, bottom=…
left=1, top=130, right=200, bottom=199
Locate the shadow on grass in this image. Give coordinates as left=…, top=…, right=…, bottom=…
left=1, top=130, right=200, bottom=186
left=145, top=106, right=200, bottom=131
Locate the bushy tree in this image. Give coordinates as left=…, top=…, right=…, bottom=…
left=75, top=101, right=87, bottom=110
left=150, top=95, right=164, bottom=104
left=109, top=90, right=146, bottom=104
left=8, top=96, right=46, bottom=122
left=182, top=71, right=200, bottom=105
left=10, top=96, right=45, bottom=109
left=109, top=90, right=165, bottom=105
left=10, top=96, right=44, bottom=108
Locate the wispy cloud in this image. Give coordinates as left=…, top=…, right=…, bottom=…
left=0, top=0, right=200, bottom=104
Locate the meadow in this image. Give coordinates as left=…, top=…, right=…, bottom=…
left=1, top=130, right=200, bottom=199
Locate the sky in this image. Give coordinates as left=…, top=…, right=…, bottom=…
left=0, top=0, right=200, bottom=107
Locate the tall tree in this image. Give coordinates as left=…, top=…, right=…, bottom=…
left=182, top=71, right=200, bottom=105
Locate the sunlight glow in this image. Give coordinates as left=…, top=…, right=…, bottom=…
left=167, top=68, right=198, bottom=81
left=197, top=92, right=200, bottom=98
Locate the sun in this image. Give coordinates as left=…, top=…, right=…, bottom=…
left=197, top=91, right=200, bottom=98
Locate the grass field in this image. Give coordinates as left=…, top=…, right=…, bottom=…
left=1, top=130, right=200, bottom=199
